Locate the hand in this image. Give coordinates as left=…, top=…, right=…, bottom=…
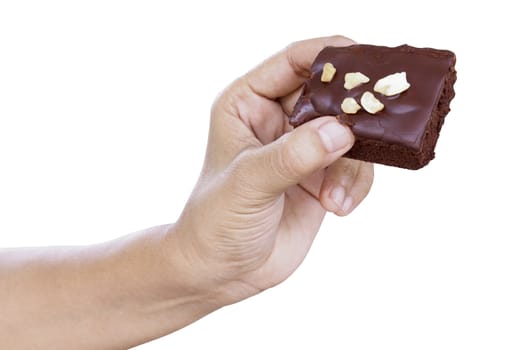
left=174, top=36, right=374, bottom=305
left=0, top=36, right=374, bottom=349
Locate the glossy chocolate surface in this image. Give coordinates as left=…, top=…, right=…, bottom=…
left=290, top=44, right=456, bottom=151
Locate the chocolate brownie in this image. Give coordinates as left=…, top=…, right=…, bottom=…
left=289, top=44, right=457, bottom=170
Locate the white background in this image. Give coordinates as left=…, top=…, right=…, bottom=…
left=1, top=1, right=524, bottom=349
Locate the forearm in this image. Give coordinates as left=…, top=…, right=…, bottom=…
left=0, top=224, right=220, bottom=349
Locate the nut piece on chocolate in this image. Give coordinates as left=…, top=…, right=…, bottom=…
left=344, top=72, right=370, bottom=90
left=341, top=97, right=361, bottom=114
left=374, top=72, right=411, bottom=96
left=289, top=44, right=457, bottom=170
left=320, top=62, right=336, bottom=82
left=360, top=91, right=384, bottom=114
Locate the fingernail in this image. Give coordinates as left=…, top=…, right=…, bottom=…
left=330, top=186, right=345, bottom=210
left=318, top=121, right=351, bottom=153
left=342, top=196, right=354, bottom=214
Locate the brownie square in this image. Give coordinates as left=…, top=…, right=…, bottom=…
left=289, top=44, right=457, bottom=170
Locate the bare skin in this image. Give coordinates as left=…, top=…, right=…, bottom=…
left=0, top=36, right=373, bottom=349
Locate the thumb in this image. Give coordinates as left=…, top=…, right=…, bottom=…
left=234, top=117, right=354, bottom=197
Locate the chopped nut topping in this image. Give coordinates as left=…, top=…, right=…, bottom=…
left=344, top=72, right=370, bottom=90
left=361, top=91, right=384, bottom=114
left=320, top=63, right=336, bottom=83
left=373, top=72, right=410, bottom=96
left=341, top=97, right=361, bottom=114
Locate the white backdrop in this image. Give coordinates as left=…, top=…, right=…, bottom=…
left=1, top=1, right=524, bottom=349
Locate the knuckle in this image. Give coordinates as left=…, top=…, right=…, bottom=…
left=229, top=147, right=257, bottom=179
left=279, top=140, right=308, bottom=179
left=285, top=42, right=311, bottom=79
left=327, top=34, right=348, bottom=42
left=211, top=83, right=241, bottom=117
left=227, top=149, right=264, bottom=197
left=325, top=35, right=356, bottom=46
left=342, top=161, right=359, bottom=181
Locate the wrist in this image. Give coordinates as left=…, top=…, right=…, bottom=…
left=164, top=218, right=260, bottom=308
left=162, top=221, right=226, bottom=306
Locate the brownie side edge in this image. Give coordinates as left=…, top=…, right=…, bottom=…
left=414, top=55, right=457, bottom=169
left=344, top=61, right=456, bottom=170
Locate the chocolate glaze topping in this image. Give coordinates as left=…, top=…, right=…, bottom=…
left=290, top=44, right=456, bottom=151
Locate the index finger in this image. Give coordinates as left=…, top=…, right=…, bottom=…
left=243, top=35, right=356, bottom=100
